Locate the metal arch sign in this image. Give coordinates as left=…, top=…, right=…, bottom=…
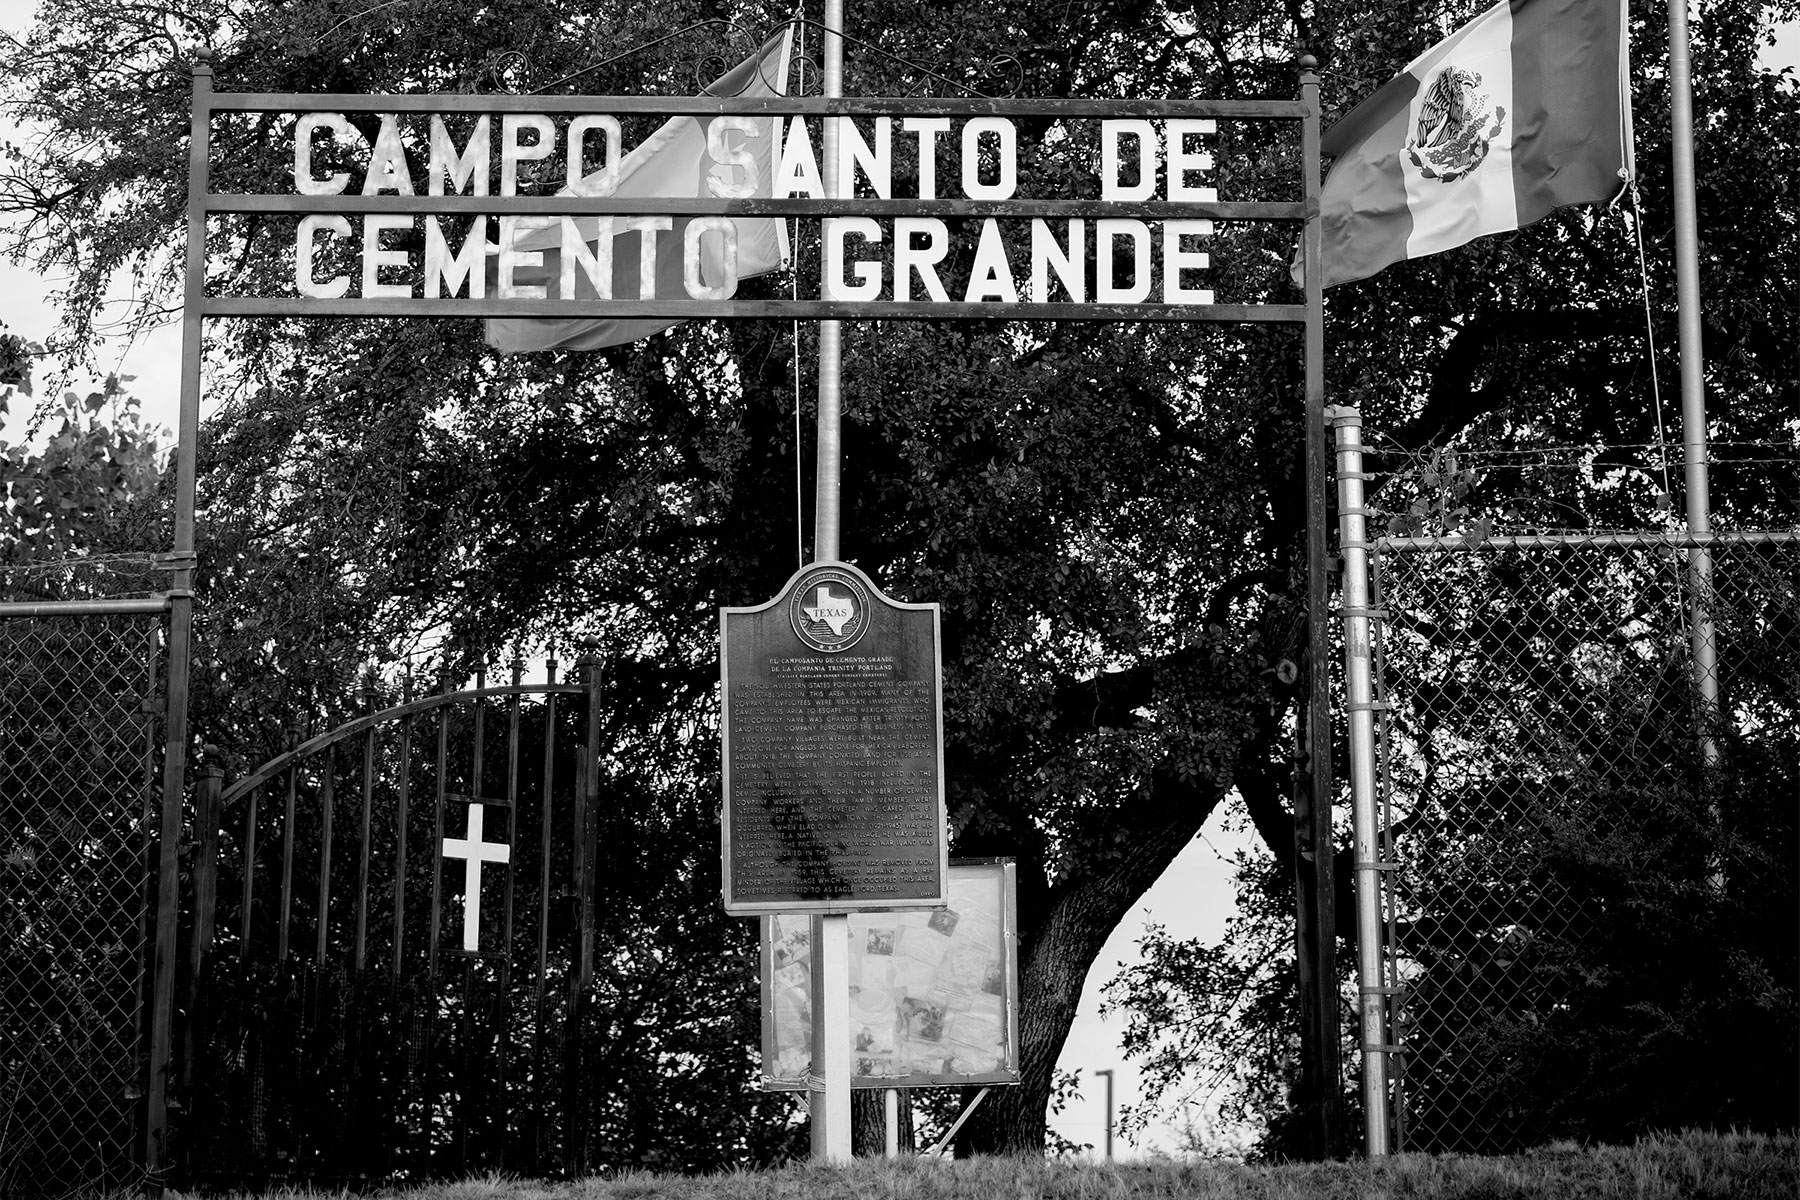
left=187, top=77, right=1320, bottom=324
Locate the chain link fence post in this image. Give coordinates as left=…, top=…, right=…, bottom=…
left=1329, top=406, right=1392, bottom=1156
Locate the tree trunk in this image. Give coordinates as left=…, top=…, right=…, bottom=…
left=851, top=1087, right=913, bottom=1156
left=955, top=771, right=1230, bottom=1154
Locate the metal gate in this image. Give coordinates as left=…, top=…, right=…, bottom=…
left=0, top=593, right=168, bottom=1200
left=179, top=655, right=603, bottom=1188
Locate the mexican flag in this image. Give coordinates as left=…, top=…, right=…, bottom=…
left=485, top=27, right=794, bottom=352
left=1307, top=0, right=1633, bottom=289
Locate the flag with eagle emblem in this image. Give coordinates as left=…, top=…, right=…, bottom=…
left=1303, top=0, right=1633, bottom=289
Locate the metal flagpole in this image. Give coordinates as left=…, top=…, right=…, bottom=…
left=808, top=0, right=854, bottom=1164
left=1664, top=1, right=1720, bottom=757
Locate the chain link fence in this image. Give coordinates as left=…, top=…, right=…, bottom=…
left=0, top=560, right=168, bottom=1198
left=1361, top=446, right=1798, bottom=1153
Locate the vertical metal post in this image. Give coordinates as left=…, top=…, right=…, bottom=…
left=1664, top=1, right=1720, bottom=759
left=145, top=52, right=210, bottom=1187
left=564, top=650, right=601, bottom=1175
left=183, top=754, right=223, bottom=1092
left=1093, top=1068, right=1115, bottom=1161
left=503, top=656, right=523, bottom=960
left=1327, top=407, right=1390, bottom=1157
left=279, top=739, right=300, bottom=963
left=884, top=1088, right=900, bottom=1158
left=577, top=653, right=601, bottom=990
left=806, top=0, right=854, bottom=1166
left=533, top=657, right=558, bottom=1161
left=188, top=755, right=222, bottom=984
left=428, top=682, right=449, bottom=980
left=808, top=910, right=851, bottom=1163
left=355, top=676, right=376, bottom=972
left=1291, top=54, right=1340, bottom=1160
left=316, top=753, right=335, bottom=966
left=239, top=784, right=259, bottom=960
left=391, top=665, right=414, bottom=980
left=814, top=0, right=845, bottom=565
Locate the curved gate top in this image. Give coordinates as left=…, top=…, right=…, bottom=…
left=181, top=654, right=604, bottom=1187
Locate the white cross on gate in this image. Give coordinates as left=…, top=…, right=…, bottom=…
left=442, top=802, right=511, bottom=952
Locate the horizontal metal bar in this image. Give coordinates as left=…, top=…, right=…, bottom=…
left=1362, top=1043, right=1408, bottom=1055
left=1378, top=529, right=1800, bottom=552
left=1359, top=985, right=1408, bottom=995
left=1355, top=860, right=1401, bottom=872
left=445, top=792, right=514, bottom=808
left=205, top=297, right=1308, bottom=323
left=0, top=596, right=171, bottom=617
left=207, top=93, right=1312, bottom=120
left=205, top=194, right=1308, bottom=220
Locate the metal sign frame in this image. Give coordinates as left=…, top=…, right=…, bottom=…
left=757, top=858, right=1020, bottom=1091
left=720, top=559, right=948, bottom=916
left=188, top=80, right=1314, bottom=324
left=152, top=52, right=1325, bottom=1180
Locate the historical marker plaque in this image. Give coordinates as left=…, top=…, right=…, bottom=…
left=721, top=561, right=947, bottom=915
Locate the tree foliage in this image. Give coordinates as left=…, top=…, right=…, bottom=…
left=0, top=331, right=163, bottom=568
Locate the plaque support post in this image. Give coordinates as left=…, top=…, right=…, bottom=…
left=808, top=0, right=853, bottom=1165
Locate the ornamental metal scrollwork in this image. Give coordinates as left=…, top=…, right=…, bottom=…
left=522, top=16, right=1022, bottom=98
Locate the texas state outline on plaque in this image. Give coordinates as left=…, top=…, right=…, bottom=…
left=802, top=584, right=857, bottom=635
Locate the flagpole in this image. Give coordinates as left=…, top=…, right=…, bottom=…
left=808, top=0, right=854, bottom=1165
left=1664, top=1, right=1721, bottom=760
left=815, top=5, right=845, bottom=565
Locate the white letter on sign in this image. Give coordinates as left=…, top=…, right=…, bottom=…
left=561, top=217, right=613, bottom=299
left=1096, top=218, right=1151, bottom=303
left=362, top=115, right=414, bottom=195
left=1162, top=219, right=1213, bottom=304
left=295, top=214, right=351, bottom=297
left=428, top=116, right=490, bottom=196
left=425, top=216, right=487, bottom=298
left=1029, top=219, right=1085, bottom=303
left=1166, top=119, right=1217, bottom=202
left=1101, top=119, right=1157, bottom=202
left=960, top=117, right=1016, bottom=201
left=706, top=118, right=762, bottom=199
left=775, top=118, right=824, bottom=197
left=501, top=115, right=555, bottom=196
left=497, top=215, right=554, bottom=299
left=566, top=115, right=622, bottom=195
left=963, top=220, right=1018, bottom=303
left=294, top=113, right=357, bottom=195
left=684, top=217, right=739, bottom=299
left=362, top=214, right=413, bottom=297
left=903, top=117, right=950, bottom=199
left=837, top=117, right=892, bottom=198
left=893, top=217, right=950, bottom=302
left=826, top=217, right=882, bottom=301
left=626, top=217, right=673, bottom=297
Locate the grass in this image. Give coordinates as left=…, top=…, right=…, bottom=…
left=161, top=1130, right=1796, bottom=1200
